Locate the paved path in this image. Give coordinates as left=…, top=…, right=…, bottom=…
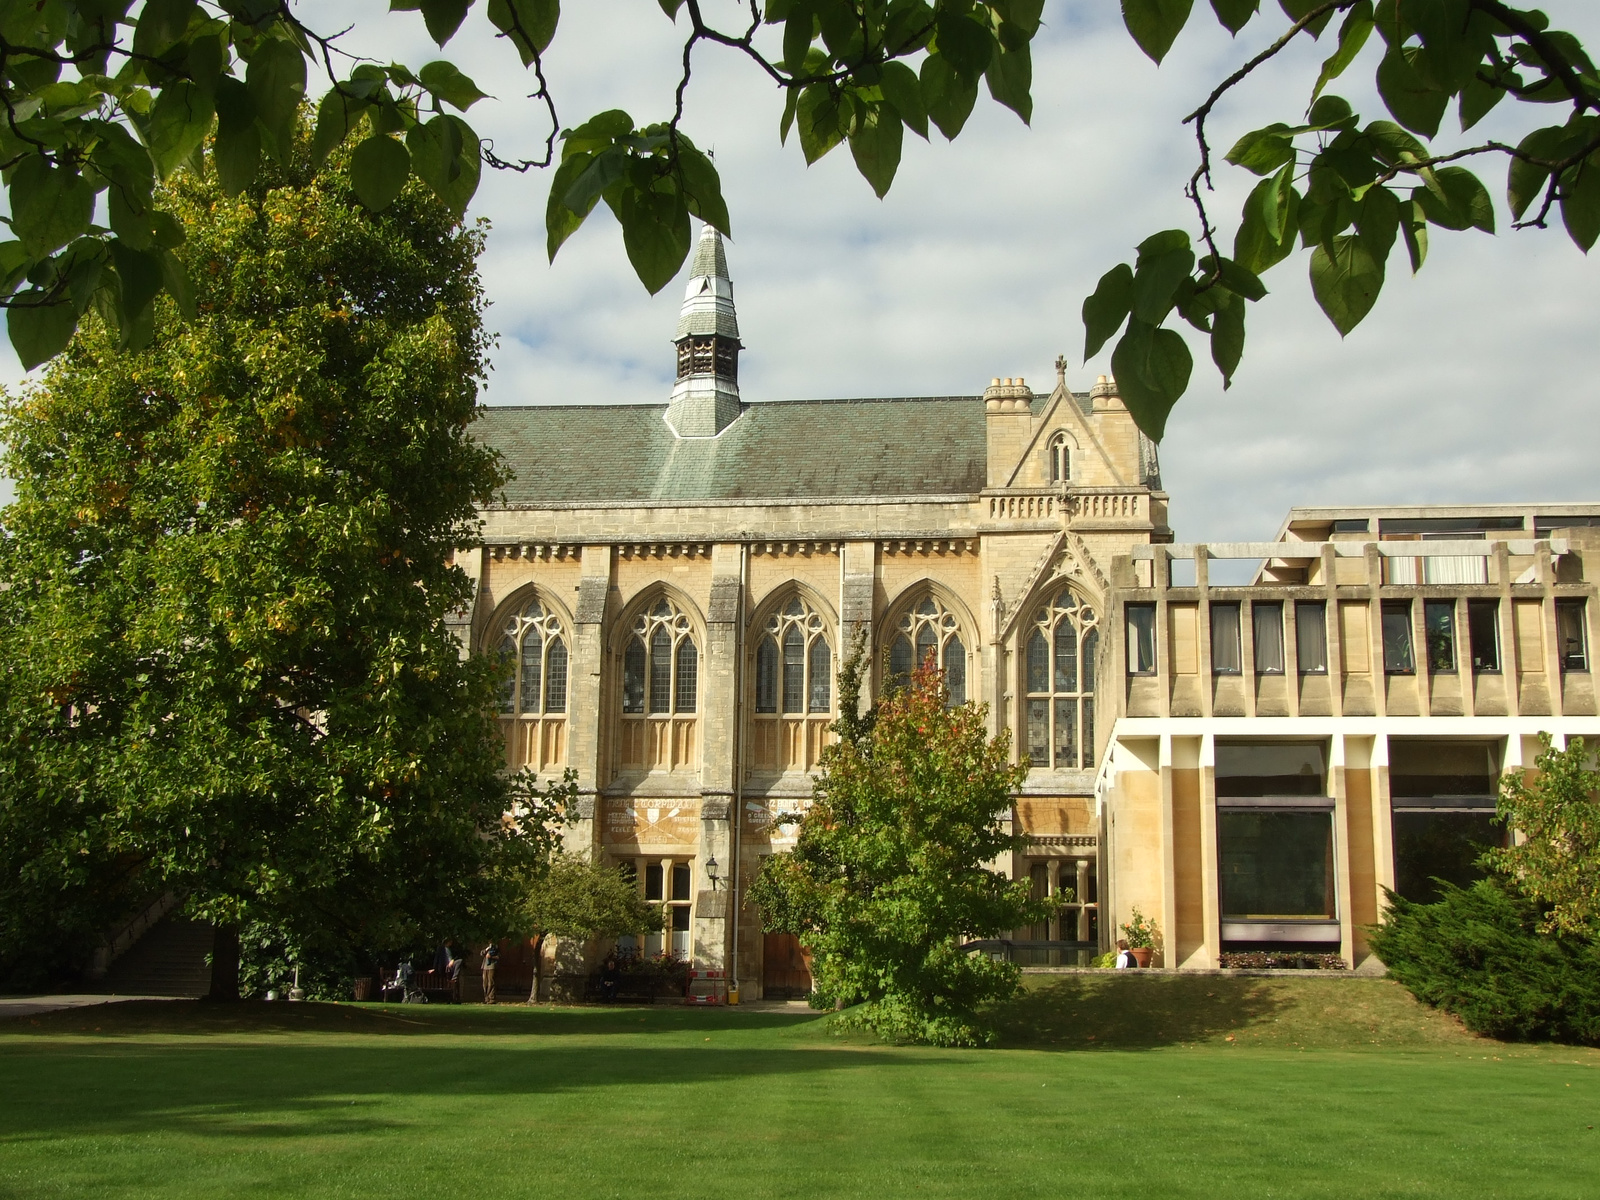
left=0, top=994, right=167, bottom=1020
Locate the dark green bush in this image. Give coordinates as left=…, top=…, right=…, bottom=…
left=1369, top=877, right=1600, bottom=1045
left=1218, top=951, right=1347, bottom=970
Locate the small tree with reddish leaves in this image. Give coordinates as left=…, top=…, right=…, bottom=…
left=750, top=653, right=1055, bottom=1047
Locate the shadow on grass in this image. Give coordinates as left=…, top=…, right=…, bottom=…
left=990, top=973, right=1294, bottom=1050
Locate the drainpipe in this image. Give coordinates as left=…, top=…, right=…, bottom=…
left=729, top=541, right=748, bottom=998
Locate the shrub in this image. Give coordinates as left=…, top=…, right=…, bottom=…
left=1218, top=951, right=1347, bottom=970
left=1369, top=877, right=1600, bottom=1045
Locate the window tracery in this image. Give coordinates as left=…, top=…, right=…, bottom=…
left=620, top=598, right=699, bottom=772
left=495, top=597, right=568, bottom=771
left=750, top=596, right=834, bottom=774
left=1025, top=588, right=1099, bottom=769
left=1048, top=432, right=1072, bottom=484
left=887, top=595, right=969, bottom=705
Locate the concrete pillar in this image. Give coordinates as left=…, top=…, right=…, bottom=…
left=1159, top=733, right=1176, bottom=969
left=1198, top=732, right=1220, bottom=969
left=1331, top=734, right=1354, bottom=967
left=567, top=545, right=616, bottom=854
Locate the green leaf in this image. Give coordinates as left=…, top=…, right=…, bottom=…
left=1305, top=94, right=1356, bottom=132
left=131, top=0, right=198, bottom=59
left=1507, top=124, right=1565, bottom=221
left=1234, top=173, right=1300, bottom=275
left=1111, top=320, right=1191, bottom=441
left=1199, top=254, right=1268, bottom=300
left=563, top=146, right=627, bottom=213
left=1225, top=124, right=1295, bottom=176
left=1414, top=165, right=1494, bottom=233
left=783, top=4, right=815, bottom=73
left=1309, top=233, right=1382, bottom=335
left=8, top=294, right=77, bottom=370
left=143, top=80, right=215, bottom=180
left=1131, top=229, right=1195, bottom=324
left=847, top=103, right=904, bottom=198
left=797, top=85, right=844, bottom=164
left=546, top=152, right=597, bottom=261
left=1356, top=183, right=1400, bottom=268
left=1363, top=119, right=1429, bottom=167
left=1312, top=1, right=1372, bottom=99
left=619, top=183, right=691, bottom=294
left=407, top=114, right=481, bottom=216
left=880, top=60, right=928, bottom=140
left=109, top=239, right=164, bottom=322
left=312, top=87, right=367, bottom=169
left=985, top=40, right=1032, bottom=124
left=418, top=61, right=488, bottom=111
left=10, top=156, right=96, bottom=259
left=780, top=87, right=800, bottom=145
left=410, top=0, right=473, bottom=46
left=1458, top=68, right=1503, bottom=131
left=1122, top=0, right=1194, bottom=65
left=349, top=134, right=412, bottom=211
left=486, top=0, right=560, bottom=62
left=160, top=250, right=197, bottom=320
left=247, top=37, right=308, bottom=165
left=1210, top=289, right=1246, bottom=387
left=934, top=10, right=993, bottom=79
left=657, top=0, right=684, bottom=15
left=1209, top=0, right=1260, bottom=35
left=1278, top=0, right=1335, bottom=37
left=212, top=76, right=260, bottom=196
left=1376, top=45, right=1447, bottom=138
left=921, top=53, right=979, bottom=141
left=1400, top=197, right=1429, bottom=271
left=1560, top=159, right=1600, bottom=253
left=676, top=144, right=730, bottom=235
left=1083, top=262, right=1134, bottom=359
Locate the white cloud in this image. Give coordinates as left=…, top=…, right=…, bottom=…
left=3, top=3, right=1596, bottom=537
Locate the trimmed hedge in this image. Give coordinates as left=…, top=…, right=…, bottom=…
left=1369, top=877, right=1600, bottom=1045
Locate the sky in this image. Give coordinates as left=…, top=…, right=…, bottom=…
left=5, top=2, right=1597, bottom=546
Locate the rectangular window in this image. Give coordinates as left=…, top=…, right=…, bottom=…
left=755, top=640, right=777, bottom=713
left=1219, top=810, right=1336, bottom=920
left=1027, top=698, right=1049, bottom=766
left=1295, top=602, right=1327, bottom=673
left=1126, top=604, right=1156, bottom=674
left=1253, top=603, right=1285, bottom=675
left=645, top=863, right=664, bottom=902
left=1053, top=697, right=1077, bottom=766
left=1210, top=603, right=1242, bottom=674
left=674, top=643, right=698, bottom=713
left=1467, top=599, right=1500, bottom=672
left=1216, top=740, right=1327, bottom=797
left=1424, top=600, right=1456, bottom=673
left=782, top=634, right=805, bottom=714
left=670, top=904, right=691, bottom=957
left=1392, top=812, right=1505, bottom=905
left=1389, top=740, right=1501, bottom=803
left=1382, top=600, right=1415, bottom=674
left=649, top=636, right=673, bottom=714
left=1557, top=598, right=1589, bottom=671
left=671, top=863, right=692, bottom=902
left=623, top=641, right=646, bottom=714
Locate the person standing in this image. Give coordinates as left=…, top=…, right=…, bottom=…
left=480, top=942, right=499, bottom=1005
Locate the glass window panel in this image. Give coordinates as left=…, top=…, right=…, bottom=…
left=782, top=625, right=805, bottom=714
left=623, top=638, right=646, bottom=714
left=1054, top=621, right=1078, bottom=692
left=1027, top=699, right=1050, bottom=766
left=755, top=637, right=777, bottom=713
left=671, top=903, right=691, bottom=930
left=889, top=635, right=913, bottom=690
left=1295, top=602, right=1327, bottom=673
left=1253, top=604, right=1285, bottom=675
left=675, top=640, right=698, bottom=713
left=809, top=638, right=832, bottom=713
left=1082, top=628, right=1098, bottom=693
left=1393, top=812, right=1505, bottom=904
left=1054, top=697, right=1078, bottom=767
left=915, top=623, right=938, bottom=671
left=1424, top=601, right=1456, bottom=674
left=945, top=636, right=966, bottom=706
left=545, top=638, right=568, bottom=714
left=1082, top=697, right=1095, bottom=768
left=497, top=637, right=516, bottom=714
left=645, top=863, right=664, bottom=901
left=672, top=863, right=692, bottom=901
left=1219, top=811, right=1335, bottom=919
left=1216, top=740, right=1326, bottom=797
left=1027, top=629, right=1049, bottom=694
left=1468, top=599, right=1500, bottom=672
left=1557, top=598, right=1589, bottom=671
left=649, top=628, right=673, bottom=714
left=1390, top=740, right=1500, bottom=800
left=1127, top=605, right=1156, bottom=674
left=518, top=635, right=542, bottom=715
left=1211, top=603, right=1242, bottom=674
left=1382, top=600, right=1415, bottom=674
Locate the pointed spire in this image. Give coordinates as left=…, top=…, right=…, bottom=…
left=666, top=224, right=743, bottom=438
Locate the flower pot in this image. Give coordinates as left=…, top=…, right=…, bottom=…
left=1131, top=948, right=1153, bottom=968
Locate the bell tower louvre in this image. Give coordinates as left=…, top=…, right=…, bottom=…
left=664, top=222, right=743, bottom=438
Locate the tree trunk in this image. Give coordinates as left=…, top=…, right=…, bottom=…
left=527, top=934, right=545, bottom=1004
left=206, top=923, right=241, bottom=1002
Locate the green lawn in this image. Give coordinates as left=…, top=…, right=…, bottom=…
left=2, top=975, right=1597, bottom=1199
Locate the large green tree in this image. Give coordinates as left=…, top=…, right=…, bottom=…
left=750, top=654, right=1056, bottom=1047
left=1488, top=733, right=1600, bottom=937
left=0, top=120, right=567, bottom=994
left=517, top=853, right=662, bottom=1002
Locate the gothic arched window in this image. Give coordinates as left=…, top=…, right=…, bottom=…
left=496, top=597, right=569, bottom=771
left=620, top=598, right=700, bottom=772
left=1049, top=432, right=1072, bottom=484
left=887, top=595, right=969, bottom=705
left=751, top=596, right=835, bottom=775
left=1025, top=589, right=1099, bottom=769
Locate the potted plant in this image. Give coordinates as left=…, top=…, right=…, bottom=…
left=1121, top=908, right=1159, bottom=967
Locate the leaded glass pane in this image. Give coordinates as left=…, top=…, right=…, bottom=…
left=809, top=638, right=831, bottom=713
left=675, top=640, right=698, bottom=713
left=545, top=638, right=568, bottom=713
left=915, top=623, right=938, bottom=672
left=1082, top=628, right=1098, bottom=693
left=520, top=635, right=543, bottom=715
left=1054, top=621, right=1077, bottom=692
left=1028, top=699, right=1050, bottom=766
left=649, top=628, right=673, bottom=714
left=782, top=625, right=805, bottom=714
left=755, top=637, right=777, bottom=713
left=623, top=638, right=646, bottom=714
left=497, top=636, right=515, bottom=714
left=1027, top=629, right=1048, bottom=694
left=889, top=635, right=912, bottom=689
left=1082, top=697, right=1095, bottom=768
left=945, top=636, right=966, bottom=705
left=1054, top=697, right=1077, bottom=767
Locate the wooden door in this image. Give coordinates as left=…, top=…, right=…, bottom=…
left=762, top=933, right=812, bottom=1000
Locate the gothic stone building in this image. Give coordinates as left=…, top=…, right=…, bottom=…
left=460, top=224, right=1600, bottom=993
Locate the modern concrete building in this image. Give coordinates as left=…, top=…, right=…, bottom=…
left=460, top=224, right=1600, bottom=993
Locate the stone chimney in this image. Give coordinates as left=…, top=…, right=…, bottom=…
left=985, top=376, right=1034, bottom=488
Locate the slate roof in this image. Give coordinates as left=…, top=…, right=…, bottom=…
left=476, top=396, right=988, bottom=506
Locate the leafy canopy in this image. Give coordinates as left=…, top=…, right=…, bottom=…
left=750, top=652, right=1056, bottom=1047
left=1489, top=733, right=1600, bottom=937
